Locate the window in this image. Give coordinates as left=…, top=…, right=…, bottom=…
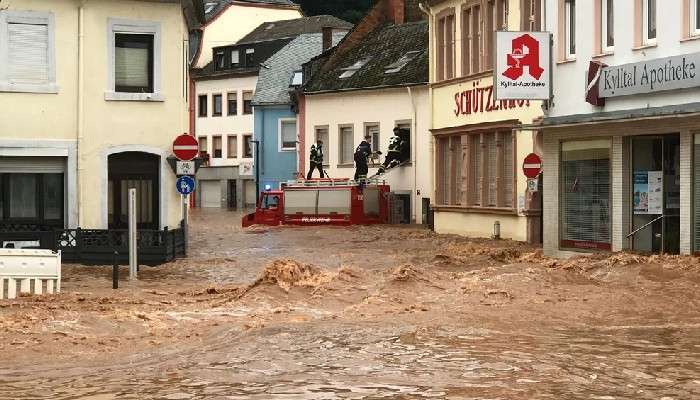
left=600, top=0, right=614, bottom=52
left=339, top=126, right=354, bottom=165
left=642, top=0, right=656, bottom=44
left=436, top=10, right=455, bottom=81
left=385, top=52, right=420, bottom=74
left=315, top=127, right=329, bottom=164
left=245, top=48, right=255, bottom=66
left=436, top=131, right=514, bottom=209
left=497, top=0, right=508, bottom=30
left=366, top=124, right=380, bottom=152
left=231, top=49, right=240, bottom=67
left=560, top=140, right=611, bottom=251
left=339, top=57, right=371, bottom=79
left=198, top=136, right=208, bottom=155
left=227, top=135, right=238, bottom=158
left=291, top=70, right=303, bottom=86
left=522, top=0, right=542, bottom=31
left=198, top=94, right=208, bottom=117
left=462, top=4, right=482, bottom=76
left=0, top=173, right=64, bottom=225
left=107, top=19, right=161, bottom=100
left=280, top=120, right=297, bottom=151
left=243, top=91, right=253, bottom=114
left=692, top=0, right=700, bottom=36
left=227, top=92, right=238, bottom=116
left=244, top=134, right=253, bottom=158
left=212, top=136, right=222, bottom=158
left=564, top=0, right=576, bottom=59
left=213, top=94, right=222, bottom=116
left=214, top=50, right=225, bottom=70
left=0, top=10, right=57, bottom=93
left=396, top=122, right=412, bottom=163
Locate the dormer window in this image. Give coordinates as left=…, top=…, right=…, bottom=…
left=385, top=51, right=420, bottom=74
left=204, top=2, right=217, bottom=14
left=290, top=70, right=303, bottom=86
left=214, top=50, right=225, bottom=70
left=231, top=50, right=240, bottom=67
left=339, top=57, right=371, bottom=79
left=245, top=48, right=255, bottom=67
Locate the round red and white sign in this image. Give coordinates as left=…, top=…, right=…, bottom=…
left=522, top=153, right=542, bottom=179
left=173, top=134, right=199, bottom=161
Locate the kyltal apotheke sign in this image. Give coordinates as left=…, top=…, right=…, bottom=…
left=600, top=53, right=700, bottom=98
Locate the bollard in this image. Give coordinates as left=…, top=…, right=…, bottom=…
left=112, top=251, right=119, bottom=289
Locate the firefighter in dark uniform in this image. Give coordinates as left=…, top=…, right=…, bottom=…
left=306, top=139, right=324, bottom=179
left=379, top=127, right=403, bottom=174
left=354, top=135, right=373, bottom=181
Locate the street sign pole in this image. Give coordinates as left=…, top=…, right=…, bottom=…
left=128, top=188, right=138, bottom=280
left=182, top=193, right=188, bottom=256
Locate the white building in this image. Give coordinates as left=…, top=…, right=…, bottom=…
left=192, top=15, right=352, bottom=208
left=542, top=0, right=700, bottom=257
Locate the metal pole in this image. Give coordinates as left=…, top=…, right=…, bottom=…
left=182, top=194, right=188, bottom=256
left=112, top=251, right=119, bottom=289
left=128, top=188, right=138, bottom=280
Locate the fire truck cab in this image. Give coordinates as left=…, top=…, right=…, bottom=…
left=242, top=179, right=390, bottom=227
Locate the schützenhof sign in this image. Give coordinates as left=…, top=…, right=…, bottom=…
left=600, top=52, right=700, bottom=98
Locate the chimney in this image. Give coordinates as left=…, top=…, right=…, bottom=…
left=386, top=0, right=405, bottom=24
left=322, top=26, right=333, bottom=51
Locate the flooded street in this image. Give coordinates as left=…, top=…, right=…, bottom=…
left=2, top=209, right=700, bottom=399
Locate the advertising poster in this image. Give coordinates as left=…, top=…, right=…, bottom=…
left=634, top=171, right=662, bottom=215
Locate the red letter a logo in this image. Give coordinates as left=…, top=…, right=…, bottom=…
left=502, top=34, right=545, bottom=81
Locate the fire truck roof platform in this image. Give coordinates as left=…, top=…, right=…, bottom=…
left=283, top=178, right=388, bottom=188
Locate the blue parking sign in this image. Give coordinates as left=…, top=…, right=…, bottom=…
left=176, top=176, right=196, bottom=195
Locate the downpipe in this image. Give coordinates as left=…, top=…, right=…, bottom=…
left=406, top=86, right=418, bottom=224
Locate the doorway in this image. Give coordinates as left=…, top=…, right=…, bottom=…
left=228, top=180, right=237, bottom=209
left=630, top=134, right=680, bottom=254
left=108, top=152, right=160, bottom=230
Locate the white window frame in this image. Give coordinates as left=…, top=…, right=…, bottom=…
left=0, top=10, right=57, bottom=94
left=691, top=0, right=700, bottom=37
left=564, top=0, right=576, bottom=59
left=601, top=0, right=614, bottom=53
left=642, top=0, right=657, bottom=45
left=106, top=18, right=162, bottom=102
left=278, top=118, right=297, bottom=152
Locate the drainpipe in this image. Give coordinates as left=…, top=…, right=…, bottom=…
left=418, top=2, right=436, bottom=221
left=406, top=86, right=418, bottom=223
left=77, top=3, right=85, bottom=227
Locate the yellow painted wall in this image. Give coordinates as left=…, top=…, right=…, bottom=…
left=195, top=4, right=302, bottom=68
left=434, top=211, right=528, bottom=242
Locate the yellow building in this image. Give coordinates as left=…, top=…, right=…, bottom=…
left=0, top=0, right=203, bottom=232
left=426, top=0, right=543, bottom=243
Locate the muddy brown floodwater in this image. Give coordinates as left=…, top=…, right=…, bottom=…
left=2, top=209, right=700, bottom=399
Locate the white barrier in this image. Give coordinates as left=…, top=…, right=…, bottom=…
left=0, top=249, right=61, bottom=300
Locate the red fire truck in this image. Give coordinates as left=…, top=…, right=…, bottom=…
left=242, top=179, right=390, bottom=227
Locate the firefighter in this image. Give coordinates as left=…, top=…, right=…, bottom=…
left=378, top=127, right=403, bottom=174
left=354, top=135, right=373, bottom=181
left=306, top=139, right=325, bottom=179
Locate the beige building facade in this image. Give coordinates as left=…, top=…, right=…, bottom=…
left=427, top=0, right=543, bottom=242
left=0, top=0, right=202, bottom=231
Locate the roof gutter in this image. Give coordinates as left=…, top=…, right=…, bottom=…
left=304, top=82, right=428, bottom=96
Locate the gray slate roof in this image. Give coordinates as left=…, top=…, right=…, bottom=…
left=253, top=32, right=346, bottom=105
left=304, top=21, right=428, bottom=93
left=203, top=0, right=299, bottom=22
left=238, top=15, right=353, bottom=44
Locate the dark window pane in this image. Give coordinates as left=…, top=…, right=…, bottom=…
left=215, top=51, right=225, bottom=70
left=115, top=33, right=154, bottom=93
left=213, top=94, right=222, bottom=116
left=569, top=1, right=576, bottom=54
left=43, top=174, right=63, bottom=220
left=245, top=49, right=254, bottom=66
left=244, top=136, right=253, bottom=157
left=227, top=92, right=237, bottom=115
left=198, top=95, right=207, bottom=117
left=607, top=0, right=614, bottom=47
left=648, top=0, right=656, bottom=39
left=9, top=174, right=37, bottom=218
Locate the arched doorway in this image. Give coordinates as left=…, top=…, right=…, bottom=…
left=108, top=152, right=160, bottom=229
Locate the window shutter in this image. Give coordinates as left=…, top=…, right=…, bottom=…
left=8, top=22, right=49, bottom=84
left=487, top=133, right=498, bottom=206
left=502, top=132, right=514, bottom=207
left=115, top=46, right=149, bottom=88
left=470, top=135, right=481, bottom=205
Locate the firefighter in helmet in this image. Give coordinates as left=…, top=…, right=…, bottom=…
left=306, top=139, right=325, bottom=179
left=378, top=127, right=403, bottom=174
left=354, top=135, right=373, bottom=181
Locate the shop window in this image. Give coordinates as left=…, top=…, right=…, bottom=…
left=436, top=9, right=455, bottom=81
left=227, top=92, right=238, bottom=116
left=243, top=91, right=253, bottom=115
left=212, top=135, right=222, bottom=158
left=339, top=126, right=354, bottom=165
left=243, top=134, right=253, bottom=158
left=560, top=140, right=611, bottom=251
left=0, top=173, right=64, bottom=225
left=227, top=135, right=237, bottom=158
left=522, top=0, right=542, bottom=31
left=198, top=94, right=207, bottom=117
left=212, top=94, right=222, bottom=117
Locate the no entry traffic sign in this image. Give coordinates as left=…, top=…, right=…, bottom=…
left=522, top=153, right=542, bottom=179
left=173, top=134, right=199, bottom=161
